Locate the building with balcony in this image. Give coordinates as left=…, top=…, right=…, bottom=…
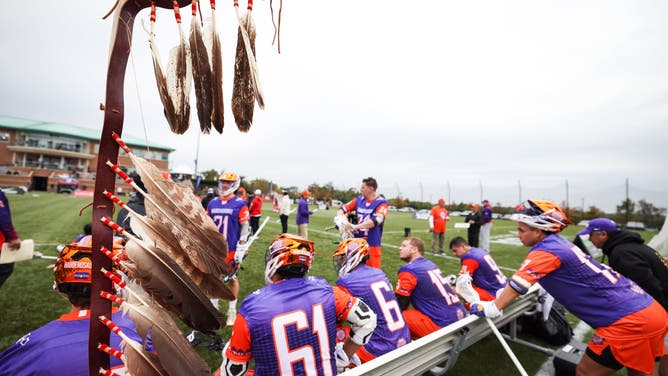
left=0, top=115, right=174, bottom=193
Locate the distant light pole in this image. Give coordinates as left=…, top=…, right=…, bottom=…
left=419, top=182, right=424, bottom=202
left=479, top=180, right=483, bottom=202
left=517, top=180, right=522, bottom=204
left=447, top=180, right=451, bottom=204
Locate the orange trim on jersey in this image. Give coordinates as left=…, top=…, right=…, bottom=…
left=342, top=199, right=356, bottom=213
left=511, top=250, right=561, bottom=290
left=225, top=314, right=252, bottom=362
left=460, top=259, right=479, bottom=276
left=395, top=271, right=418, bottom=297
left=366, top=246, right=382, bottom=268
left=587, top=300, right=668, bottom=374
left=375, top=203, right=388, bottom=219
left=238, top=206, right=250, bottom=223
left=334, top=285, right=356, bottom=322
left=58, top=307, right=120, bottom=321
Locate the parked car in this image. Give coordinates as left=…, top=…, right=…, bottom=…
left=413, top=209, right=430, bottom=220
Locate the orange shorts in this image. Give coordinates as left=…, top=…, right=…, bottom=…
left=366, top=246, right=382, bottom=268
left=588, top=300, right=668, bottom=374
left=474, top=285, right=496, bottom=301
left=402, top=308, right=441, bottom=339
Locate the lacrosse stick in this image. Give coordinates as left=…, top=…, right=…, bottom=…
left=223, top=216, right=270, bottom=283
left=456, top=274, right=528, bottom=376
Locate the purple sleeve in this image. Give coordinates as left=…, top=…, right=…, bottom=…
left=0, top=191, right=19, bottom=242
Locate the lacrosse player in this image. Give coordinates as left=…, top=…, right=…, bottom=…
left=395, top=237, right=467, bottom=339
left=0, top=236, right=143, bottom=375
left=332, top=238, right=410, bottom=363
left=207, top=171, right=251, bottom=326
left=449, top=236, right=507, bottom=301
left=218, top=234, right=377, bottom=375
left=335, top=177, right=388, bottom=268
left=470, top=200, right=668, bottom=376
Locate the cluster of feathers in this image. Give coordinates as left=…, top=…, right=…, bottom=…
left=100, top=137, right=236, bottom=375
left=148, top=0, right=264, bottom=135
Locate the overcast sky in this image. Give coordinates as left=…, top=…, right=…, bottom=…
left=1, top=1, right=667, bottom=212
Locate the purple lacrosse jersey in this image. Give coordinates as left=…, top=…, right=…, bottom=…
left=461, top=247, right=507, bottom=297
left=336, top=265, right=410, bottom=357
left=207, top=196, right=248, bottom=251
left=240, top=277, right=339, bottom=375
left=0, top=309, right=142, bottom=376
left=512, top=233, right=654, bottom=328
left=345, top=195, right=388, bottom=247
left=397, top=258, right=467, bottom=327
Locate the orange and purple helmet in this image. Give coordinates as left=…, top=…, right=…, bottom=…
left=53, top=235, right=125, bottom=295
left=264, top=234, right=315, bottom=284
left=332, top=238, right=369, bottom=277
left=510, top=200, right=571, bottom=233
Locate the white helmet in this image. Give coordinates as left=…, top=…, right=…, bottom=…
left=218, top=171, right=240, bottom=197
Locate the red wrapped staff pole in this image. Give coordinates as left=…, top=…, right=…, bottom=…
left=91, top=1, right=191, bottom=374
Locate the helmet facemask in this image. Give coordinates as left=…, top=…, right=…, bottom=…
left=332, top=238, right=369, bottom=277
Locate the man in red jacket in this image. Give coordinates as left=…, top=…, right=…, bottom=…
left=249, top=189, right=263, bottom=235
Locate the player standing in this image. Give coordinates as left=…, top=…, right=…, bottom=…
left=207, top=171, right=251, bottom=326
left=335, top=177, right=388, bottom=268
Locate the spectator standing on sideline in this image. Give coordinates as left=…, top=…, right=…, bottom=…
left=335, top=177, right=389, bottom=268
left=116, top=172, right=146, bottom=237
left=0, top=236, right=144, bottom=374
left=219, top=234, right=377, bottom=375
left=201, top=187, right=216, bottom=209
left=428, top=198, right=449, bottom=254
left=332, top=238, right=410, bottom=363
left=0, top=189, right=21, bottom=288
left=279, top=190, right=291, bottom=234
left=249, top=189, right=263, bottom=235
left=465, top=203, right=482, bottom=247
left=471, top=200, right=668, bottom=375
left=207, top=171, right=251, bottom=326
left=395, top=237, right=466, bottom=339
left=296, top=190, right=314, bottom=239
left=449, top=236, right=507, bottom=301
left=580, top=218, right=668, bottom=311
left=480, top=199, right=493, bottom=251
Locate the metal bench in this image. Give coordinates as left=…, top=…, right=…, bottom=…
left=345, top=286, right=547, bottom=375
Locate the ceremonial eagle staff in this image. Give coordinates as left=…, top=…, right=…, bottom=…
left=92, top=1, right=191, bottom=374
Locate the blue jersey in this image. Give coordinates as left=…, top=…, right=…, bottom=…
left=0, top=309, right=142, bottom=376
left=296, top=198, right=312, bottom=225
left=511, top=233, right=654, bottom=328
left=207, top=196, right=249, bottom=251
left=396, top=258, right=467, bottom=327
left=460, top=247, right=507, bottom=297
left=240, top=277, right=339, bottom=375
left=342, top=196, right=388, bottom=247
left=336, top=265, right=410, bottom=357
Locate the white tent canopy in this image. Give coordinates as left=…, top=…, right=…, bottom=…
left=649, top=215, right=668, bottom=258
left=170, top=164, right=196, bottom=175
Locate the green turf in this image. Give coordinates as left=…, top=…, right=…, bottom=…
left=1, top=193, right=652, bottom=374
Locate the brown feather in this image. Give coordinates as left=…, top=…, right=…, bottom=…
left=131, top=217, right=234, bottom=300
left=165, top=39, right=191, bottom=134
left=147, top=30, right=180, bottom=134
left=129, top=154, right=229, bottom=275
left=103, top=315, right=168, bottom=376
left=119, top=282, right=211, bottom=376
left=232, top=12, right=256, bottom=132
left=123, top=240, right=223, bottom=333
left=209, top=12, right=225, bottom=134
left=190, top=17, right=213, bottom=134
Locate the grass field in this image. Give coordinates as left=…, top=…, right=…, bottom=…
left=1, top=192, right=651, bottom=374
